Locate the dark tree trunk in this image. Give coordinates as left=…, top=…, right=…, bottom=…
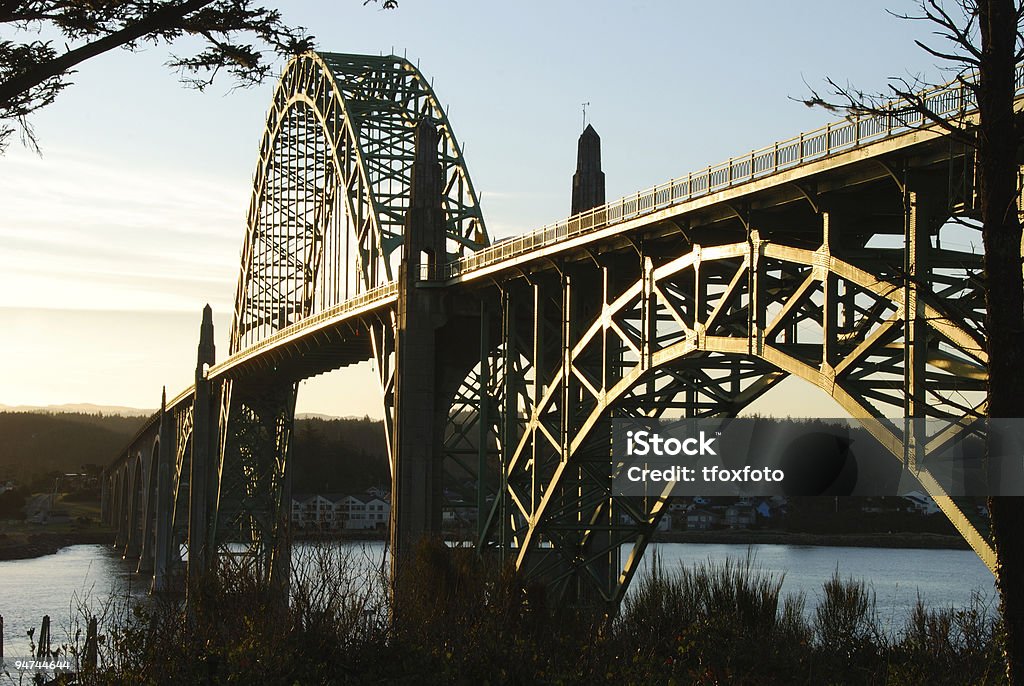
left=979, top=1, right=1024, bottom=683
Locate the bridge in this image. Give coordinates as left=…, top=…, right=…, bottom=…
left=101, top=51, right=1020, bottom=609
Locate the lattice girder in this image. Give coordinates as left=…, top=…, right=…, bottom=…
left=214, top=380, right=297, bottom=586
left=467, top=224, right=994, bottom=604
left=169, top=403, right=193, bottom=561
left=231, top=52, right=488, bottom=353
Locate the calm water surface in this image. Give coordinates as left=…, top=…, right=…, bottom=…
left=0, top=542, right=997, bottom=655
left=638, top=543, right=998, bottom=628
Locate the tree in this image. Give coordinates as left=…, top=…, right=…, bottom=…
left=805, top=1, right=1024, bottom=681
left=0, top=0, right=397, bottom=151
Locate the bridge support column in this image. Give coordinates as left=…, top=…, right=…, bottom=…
left=113, top=471, right=126, bottom=549
left=137, top=460, right=154, bottom=573
left=152, top=390, right=174, bottom=592
left=124, top=458, right=141, bottom=559
left=391, top=119, right=448, bottom=572
left=563, top=262, right=616, bottom=609
left=904, top=188, right=930, bottom=463
left=571, top=124, right=605, bottom=215
left=100, top=471, right=110, bottom=527
left=188, top=305, right=218, bottom=589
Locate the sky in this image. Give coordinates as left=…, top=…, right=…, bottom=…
left=0, top=0, right=953, bottom=417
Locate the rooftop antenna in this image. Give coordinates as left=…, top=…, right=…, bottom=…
left=582, top=102, right=590, bottom=129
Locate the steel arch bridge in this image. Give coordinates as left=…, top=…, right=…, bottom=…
left=103, top=50, right=1022, bottom=609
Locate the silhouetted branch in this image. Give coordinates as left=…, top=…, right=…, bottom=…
left=0, top=0, right=397, bottom=152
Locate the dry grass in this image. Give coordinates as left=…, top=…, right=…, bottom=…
left=6, top=542, right=1005, bottom=685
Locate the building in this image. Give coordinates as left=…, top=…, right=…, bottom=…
left=618, top=513, right=672, bottom=532
left=341, top=495, right=389, bottom=530
left=291, top=491, right=390, bottom=531
left=902, top=491, right=939, bottom=515
left=686, top=508, right=720, bottom=531
left=724, top=504, right=755, bottom=529
left=292, top=494, right=341, bottom=529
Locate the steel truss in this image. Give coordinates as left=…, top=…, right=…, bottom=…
left=231, top=51, right=487, bottom=352
left=449, top=188, right=993, bottom=608
left=210, top=52, right=487, bottom=584
left=214, top=380, right=297, bottom=587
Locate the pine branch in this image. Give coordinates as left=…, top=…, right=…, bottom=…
left=0, top=0, right=213, bottom=107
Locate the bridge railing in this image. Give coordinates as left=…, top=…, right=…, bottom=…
left=209, top=281, right=398, bottom=377
left=445, top=64, right=1024, bottom=280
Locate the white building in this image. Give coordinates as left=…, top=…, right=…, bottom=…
left=339, top=495, right=389, bottom=530
left=292, top=494, right=340, bottom=529
left=291, top=492, right=391, bottom=531
left=902, top=491, right=939, bottom=515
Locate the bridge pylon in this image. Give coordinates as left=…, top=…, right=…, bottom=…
left=390, top=119, right=448, bottom=568
left=187, top=305, right=219, bottom=589
left=151, top=388, right=174, bottom=592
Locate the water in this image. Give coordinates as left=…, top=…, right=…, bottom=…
left=0, top=544, right=143, bottom=660
left=0, top=542, right=997, bottom=656
left=637, top=543, right=998, bottom=629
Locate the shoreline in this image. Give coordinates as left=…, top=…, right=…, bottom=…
left=293, top=530, right=387, bottom=543
left=0, top=528, right=972, bottom=563
left=0, top=530, right=116, bottom=561
left=651, top=529, right=971, bottom=550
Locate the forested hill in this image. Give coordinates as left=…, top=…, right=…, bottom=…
left=290, top=417, right=390, bottom=493
left=0, top=412, right=390, bottom=492
left=0, top=412, right=147, bottom=481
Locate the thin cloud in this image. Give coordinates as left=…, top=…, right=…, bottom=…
left=0, top=145, right=247, bottom=312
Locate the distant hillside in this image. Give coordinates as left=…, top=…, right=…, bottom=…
left=291, top=417, right=390, bottom=493
left=0, top=403, right=153, bottom=416
left=0, top=412, right=147, bottom=481
left=0, top=411, right=390, bottom=494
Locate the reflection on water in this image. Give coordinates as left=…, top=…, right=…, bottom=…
left=0, top=544, right=144, bottom=660
left=0, top=541, right=996, bottom=654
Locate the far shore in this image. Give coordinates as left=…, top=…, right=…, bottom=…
left=651, top=529, right=972, bottom=550
left=0, top=530, right=115, bottom=561
left=0, top=527, right=972, bottom=563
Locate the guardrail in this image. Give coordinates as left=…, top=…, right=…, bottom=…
left=445, top=64, right=1024, bottom=279
left=208, top=282, right=398, bottom=378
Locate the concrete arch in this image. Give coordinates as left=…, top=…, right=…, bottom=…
left=124, top=453, right=143, bottom=558
left=136, top=437, right=160, bottom=573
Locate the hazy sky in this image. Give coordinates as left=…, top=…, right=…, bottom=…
left=0, top=0, right=950, bottom=417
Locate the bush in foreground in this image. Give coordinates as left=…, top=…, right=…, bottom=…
left=22, top=542, right=1005, bottom=685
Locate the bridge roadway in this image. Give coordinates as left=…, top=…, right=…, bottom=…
left=102, top=52, right=1021, bottom=609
